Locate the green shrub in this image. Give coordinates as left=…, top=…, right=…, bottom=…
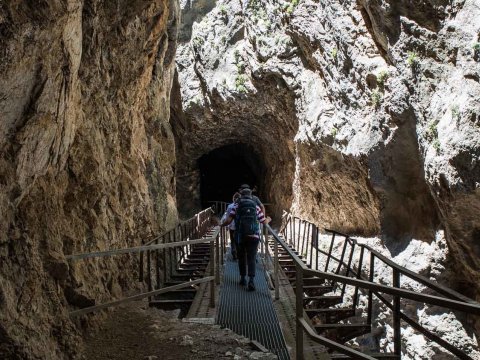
left=425, top=119, right=439, bottom=141
left=432, top=139, right=441, bottom=153
left=371, top=90, right=381, bottom=108
left=236, top=61, right=246, bottom=74
left=331, top=47, right=338, bottom=59
left=451, top=105, right=460, bottom=121
left=235, top=75, right=247, bottom=93
left=406, top=51, right=419, bottom=68
left=219, top=5, right=227, bottom=15
left=473, top=42, right=480, bottom=51
left=285, top=0, right=299, bottom=14
left=377, top=70, right=389, bottom=87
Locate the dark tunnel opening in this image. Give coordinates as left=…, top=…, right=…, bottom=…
left=198, top=143, right=266, bottom=208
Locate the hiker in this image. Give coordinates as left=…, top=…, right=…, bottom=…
left=221, top=192, right=241, bottom=260
left=221, top=188, right=270, bottom=291
left=237, top=184, right=265, bottom=216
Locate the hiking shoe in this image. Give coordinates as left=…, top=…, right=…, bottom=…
left=247, top=279, right=255, bottom=291
left=239, top=277, right=246, bottom=286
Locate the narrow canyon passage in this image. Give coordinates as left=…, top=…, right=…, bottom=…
left=198, top=143, right=265, bottom=207
left=1, top=0, right=480, bottom=358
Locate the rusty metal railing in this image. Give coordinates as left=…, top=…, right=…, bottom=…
left=272, top=212, right=480, bottom=360
left=65, top=208, right=227, bottom=316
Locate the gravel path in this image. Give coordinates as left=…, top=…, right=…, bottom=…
left=81, top=302, right=278, bottom=360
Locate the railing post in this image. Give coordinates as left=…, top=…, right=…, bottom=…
left=264, top=224, right=270, bottom=264
left=353, top=246, right=365, bottom=307
left=139, top=248, right=144, bottom=282
left=301, top=220, right=307, bottom=260
left=315, top=226, right=319, bottom=271
left=215, top=233, right=220, bottom=285
left=325, top=233, right=335, bottom=272
left=393, top=268, right=401, bottom=356
left=147, top=250, right=152, bottom=302
left=260, top=225, right=265, bottom=260
left=210, top=239, right=215, bottom=308
left=342, top=241, right=355, bottom=296
left=295, top=263, right=304, bottom=360
left=155, top=238, right=160, bottom=289
left=335, top=236, right=348, bottom=275
left=274, top=229, right=279, bottom=300
left=220, top=227, right=224, bottom=265
left=296, top=217, right=301, bottom=250
left=289, top=214, right=293, bottom=246
left=367, top=252, right=374, bottom=325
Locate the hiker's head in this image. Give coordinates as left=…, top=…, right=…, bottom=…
left=233, top=192, right=241, bottom=202
left=239, top=184, right=250, bottom=192
left=240, top=188, right=252, bottom=197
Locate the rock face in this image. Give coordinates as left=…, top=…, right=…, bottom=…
left=0, top=0, right=179, bottom=358
left=172, top=0, right=480, bottom=356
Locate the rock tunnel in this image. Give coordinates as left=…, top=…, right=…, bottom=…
left=198, top=143, right=266, bottom=208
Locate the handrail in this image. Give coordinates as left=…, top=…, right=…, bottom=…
left=266, top=219, right=480, bottom=360
left=69, top=276, right=214, bottom=317
left=66, top=207, right=223, bottom=317
left=324, top=228, right=473, bottom=303
left=267, top=224, right=480, bottom=313
left=66, top=237, right=215, bottom=260
left=298, top=318, right=375, bottom=360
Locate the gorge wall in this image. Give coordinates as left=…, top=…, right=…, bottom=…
left=1, top=0, right=479, bottom=358
left=0, top=0, right=179, bottom=358
left=172, top=0, right=480, bottom=357
left=173, top=0, right=480, bottom=298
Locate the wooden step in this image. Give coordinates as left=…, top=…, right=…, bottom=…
left=150, top=299, right=194, bottom=304
left=293, top=285, right=334, bottom=295
left=330, top=353, right=400, bottom=359
left=288, top=276, right=327, bottom=286
left=154, top=290, right=196, bottom=300
left=189, top=251, right=209, bottom=254
left=186, top=254, right=209, bottom=258
left=170, top=274, right=202, bottom=280
left=180, top=261, right=209, bottom=266
left=315, top=324, right=371, bottom=343
left=164, top=280, right=195, bottom=286
left=303, top=295, right=343, bottom=307
left=305, top=308, right=355, bottom=323
left=175, top=268, right=205, bottom=273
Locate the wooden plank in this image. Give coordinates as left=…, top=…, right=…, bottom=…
left=69, top=276, right=215, bottom=317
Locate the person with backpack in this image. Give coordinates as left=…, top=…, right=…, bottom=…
left=221, top=188, right=270, bottom=291
left=237, top=184, right=265, bottom=215
left=221, top=192, right=241, bottom=260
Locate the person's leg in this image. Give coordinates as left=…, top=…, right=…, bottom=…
left=237, top=239, right=247, bottom=285
left=229, top=230, right=237, bottom=260
left=246, top=239, right=259, bottom=290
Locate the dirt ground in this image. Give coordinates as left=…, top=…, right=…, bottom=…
left=81, top=302, right=277, bottom=360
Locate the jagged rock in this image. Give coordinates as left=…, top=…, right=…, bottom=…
left=172, top=0, right=480, bottom=358
left=0, top=0, right=179, bottom=358
left=180, top=334, right=194, bottom=346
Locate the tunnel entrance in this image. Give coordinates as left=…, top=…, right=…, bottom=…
left=198, top=143, right=265, bottom=208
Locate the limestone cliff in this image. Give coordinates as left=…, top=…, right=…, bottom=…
left=172, top=0, right=480, bottom=357
left=0, top=0, right=179, bottom=358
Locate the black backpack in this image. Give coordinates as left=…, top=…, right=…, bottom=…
left=235, top=196, right=259, bottom=238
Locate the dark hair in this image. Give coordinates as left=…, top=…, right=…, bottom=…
left=239, top=184, right=250, bottom=190
left=240, top=188, right=252, bottom=196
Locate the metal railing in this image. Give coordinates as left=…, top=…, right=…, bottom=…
left=268, top=212, right=480, bottom=360
left=140, top=208, right=218, bottom=292
left=66, top=208, right=227, bottom=316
